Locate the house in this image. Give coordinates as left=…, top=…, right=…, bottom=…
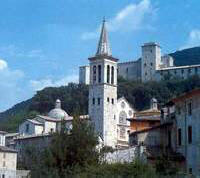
left=0, top=131, right=30, bottom=178
left=128, top=98, right=160, bottom=133
left=165, top=89, right=200, bottom=176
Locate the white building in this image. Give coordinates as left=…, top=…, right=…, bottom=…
left=79, top=65, right=90, bottom=84
left=0, top=131, right=29, bottom=178
left=164, top=89, right=200, bottom=176
left=116, top=97, right=134, bottom=148
left=88, top=19, right=134, bottom=148
left=19, top=99, right=73, bottom=136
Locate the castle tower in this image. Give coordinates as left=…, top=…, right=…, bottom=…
left=88, top=19, right=118, bottom=147
left=141, top=42, right=161, bottom=82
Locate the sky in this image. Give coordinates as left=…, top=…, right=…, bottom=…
left=0, top=0, right=200, bottom=111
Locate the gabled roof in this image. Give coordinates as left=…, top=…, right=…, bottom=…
left=27, top=119, right=43, bottom=125
left=129, top=122, right=172, bottom=136
left=169, top=88, right=200, bottom=103
left=117, top=96, right=135, bottom=111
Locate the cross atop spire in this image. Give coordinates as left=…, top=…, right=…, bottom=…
left=96, top=18, right=112, bottom=56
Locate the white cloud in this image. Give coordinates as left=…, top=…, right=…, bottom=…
left=81, top=0, right=156, bottom=40
left=180, top=29, right=200, bottom=50
left=30, top=75, right=78, bottom=91
left=0, top=45, right=45, bottom=60
left=0, top=58, right=25, bottom=111
left=0, top=59, right=8, bottom=70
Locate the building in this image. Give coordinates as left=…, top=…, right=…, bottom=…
left=79, top=32, right=200, bottom=83
left=88, top=19, right=134, bottom=148
left=0, top=131, right=30, bottom=178
left=116, top=97, right=134, bottom=148
left=164, top=89, right=200, bottom=176
left=128, top=98, right=161, bottom=133
left=19, top=99, right=73, bottom=136
left=79, top=65, right=90, bottom=84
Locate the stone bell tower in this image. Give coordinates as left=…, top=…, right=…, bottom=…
left=88, top=19, right=118, bottom=147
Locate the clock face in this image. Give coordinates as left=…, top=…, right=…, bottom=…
left=121, top=102, right=126, bottom=108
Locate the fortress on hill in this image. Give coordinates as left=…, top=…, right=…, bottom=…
left=79, top=27, right=200, bottom=84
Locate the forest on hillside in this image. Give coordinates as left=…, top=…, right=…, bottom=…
left=1, top=75, right=200, bottom=132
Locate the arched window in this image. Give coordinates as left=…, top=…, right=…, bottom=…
left=107, top=65, right=110, bottom=83
left=111, top=66, right=114, bottom=84
left=98, top=65, right=101, bottom=83
left=120, top=126, right=126, bottom=139
left=93, top=66, right=96, bottom=83
left=119, top=111, right=127, bottom=125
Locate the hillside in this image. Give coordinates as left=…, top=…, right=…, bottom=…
left=170, top=46, right=200, bottom=66
left=1, top=75, right=200, bottom=132
left=1, top=46, right=200, bottom=132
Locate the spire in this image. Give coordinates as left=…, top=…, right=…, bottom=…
left=96, top=18, right=112, bottom=56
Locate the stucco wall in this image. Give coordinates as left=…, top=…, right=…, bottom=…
left=174, top=94, right=200, bottom=176
left=0, top=152, right=17, bottom=170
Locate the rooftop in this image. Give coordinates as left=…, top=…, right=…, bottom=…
left=0, top=146, right=17, bottom=153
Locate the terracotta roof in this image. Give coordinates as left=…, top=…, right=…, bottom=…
left=167, top=88, right=200, bottom=104
left=129, top=122, right=172, bottom=136
left=135, top=108, right=160, bottom=114
left=128, top=117, right=160, bottom=122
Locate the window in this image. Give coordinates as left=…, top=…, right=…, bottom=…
left=150, top=62, right=153, bottom=66
left=120, top=127, right=126, bottom=139
left=189, top=168, right=192, bottom=174
left=195, top=68, right=198, bottom=74
left=177, top=106, right=181, bottom=115
left=188, top=68, right=191, bottom=74
left=112, top=98, right=114, bottom=104
left=93, top=66, right=96, bottom=83
left=98, top=65, right=101, bottom=83
left=145, top=72, right=147, bottom=76
left=188, top=102, right=192, bottom=116
left=188, top=126, right=192, bottom=144
left=2, top=174, right=5, bottom=178
left=26, top=124, right=29, bottom=133
left=144, top=63, right=147, bottom=67
left=107, top=97, right=110, bottom=103
left=119, top=111, right=127, bottom=125
left=93, top=98, right=95, bottom=105
left=178, top=128, right=182, bottom=146
left=174, top=70, right=177, bottom=74
left=111, top=66, right=114, bottom=84
left=150, top=49, right=152, bottom=53
left=181, top=69, right=184, bottom=74
left=98, top=98, right=100, bottom=105
left=107, top=65, right=110, bottom=83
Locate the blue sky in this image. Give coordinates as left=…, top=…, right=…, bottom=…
left=0, top=0, right=200, bottom=111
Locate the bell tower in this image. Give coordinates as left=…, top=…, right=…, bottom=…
left=88, top=19, right=118, bottom=147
